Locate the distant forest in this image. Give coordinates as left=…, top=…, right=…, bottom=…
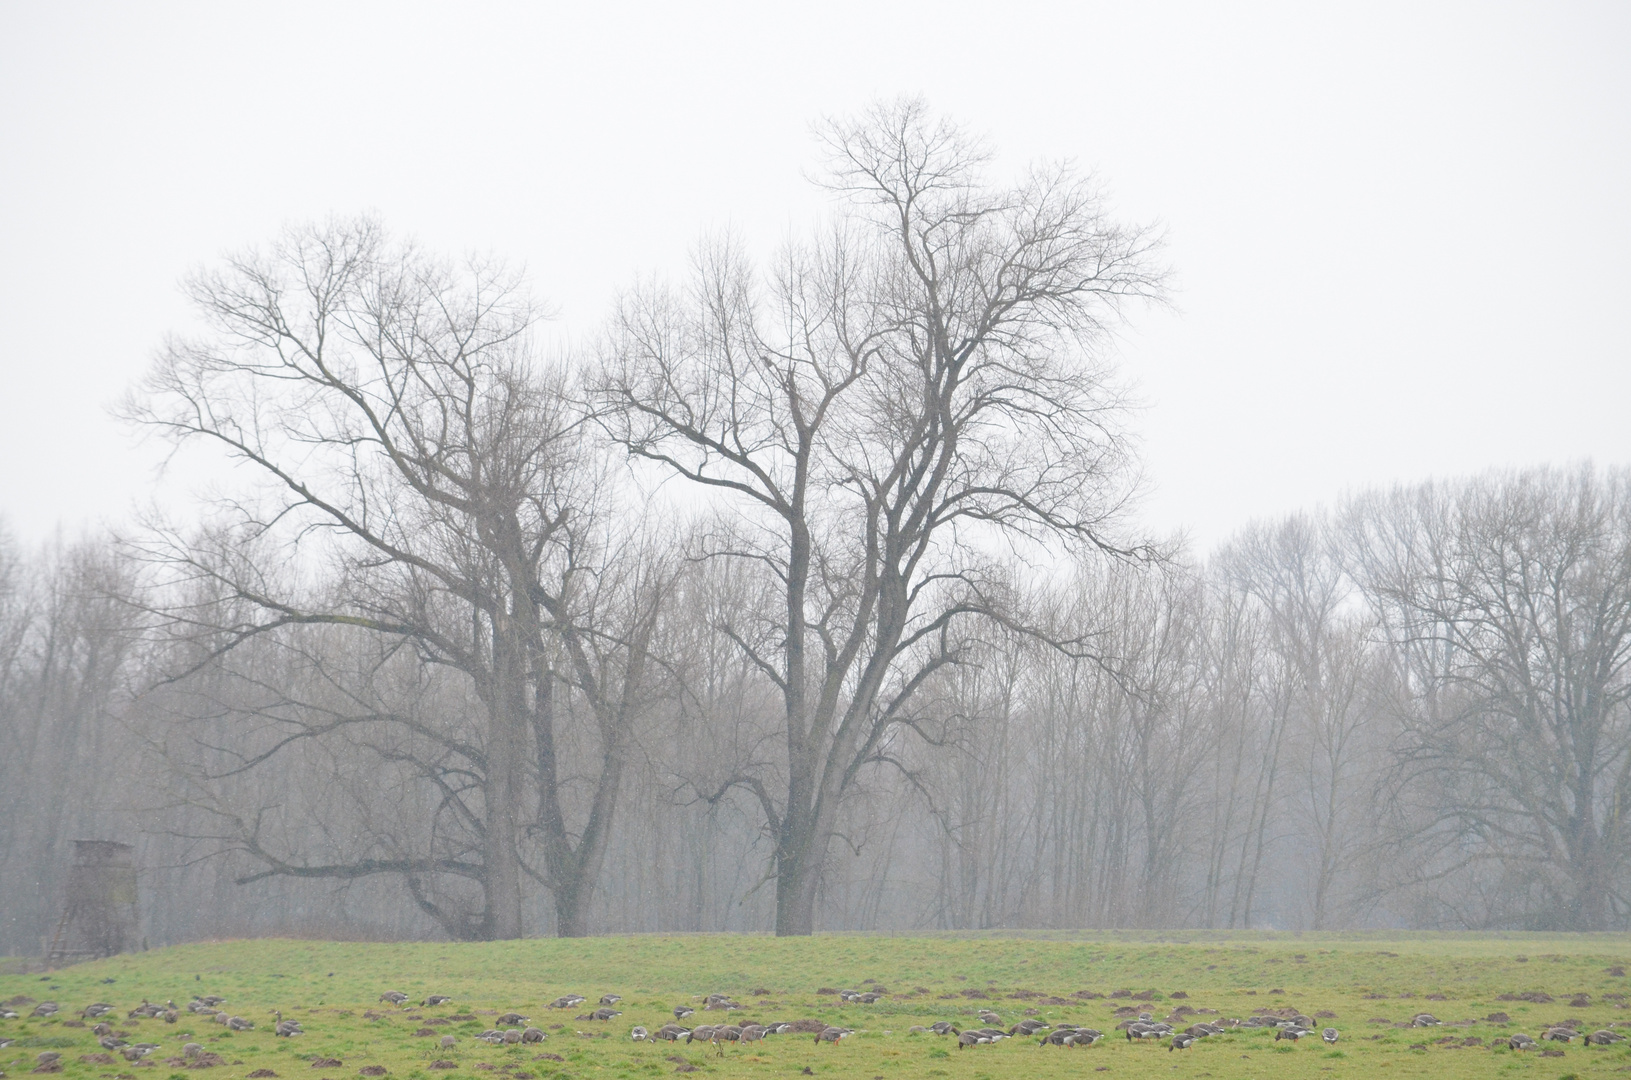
left=3, top=103, right=1629, bottom=952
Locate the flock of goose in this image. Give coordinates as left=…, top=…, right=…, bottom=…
left=6, top=987, right=1628, bottom=1071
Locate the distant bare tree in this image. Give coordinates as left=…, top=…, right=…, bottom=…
left=1346, top=466, right=1631, bottom=930
left=598, top=99, right=1164, bottom=934
left=127, top=219, right=669, bottom=938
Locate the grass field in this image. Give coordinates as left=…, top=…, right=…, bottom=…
left=5, top=932, right=1631, bottom=1080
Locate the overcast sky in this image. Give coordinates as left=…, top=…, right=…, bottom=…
left=1, top=1, right=1626, bottom=553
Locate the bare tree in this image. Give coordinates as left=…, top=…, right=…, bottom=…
left=1346, top=466, right=1631, bottom=930
left=127, top=219, right=668, bottom=938
left=598, top=99, right=1163, bottom=934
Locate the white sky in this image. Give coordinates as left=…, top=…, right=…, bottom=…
left=2, top=1, right=1627, bottom=552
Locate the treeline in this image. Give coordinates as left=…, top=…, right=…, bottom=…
left=3, top=103, right=1629, bottom=952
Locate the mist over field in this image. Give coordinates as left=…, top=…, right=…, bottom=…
left=2, top=5, right=1629, bottom=958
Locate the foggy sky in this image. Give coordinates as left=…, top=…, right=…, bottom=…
left=1, top=1, right=1627, bottom=550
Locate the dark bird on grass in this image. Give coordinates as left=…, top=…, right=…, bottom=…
left=379, top=993, right=409, bottom=1007
left=739, top=1025, right=766, bottom=1044
left=1544, top=1027, right=1577, bottom=1042
left=764, top=1023, right=796, bottom=1035
left=656, top=1025, right=690, bottom=1041
left=30, top=1002, right=58, bottom=1018
left=521, top=1028, right=546, bottom=1043
left=1322, top=1027, right=1339, bottom=1045
left=1589, top=1029, right=1626, bottom=1045
left=956, top=1032, right=988, bottom=1049
left=1009, top=1019, right=1048, bottom=1036
left=1127, top=1023, right=1164, bottom=1041
left=198, top=997, right=226, bottom=1008
left=930, top=1022, right=957, bottom=1036
left=273, top=1012, right=303, bottom=1037
left=1274, top=1027, right=1307, bottom=1041
left=423, top=996, right=453, bottom=1007
left=686, top=1025, right=716, bottom=1044
left=497, top=1013, right=529, bottom=1026
left=600, top=995, right=622, bottom=1006
left=1408, top=1013, right=1439, bottom=1027
left=0, top=1009, right=16, bottom=1019
left=227, top=1016, right=254, bottom=1031
left=1069, top=1029, right=1104, bottom=1046
left=977, top=1011, right=1001, bottom=1024
left=673, top=1006, right=694, bottom=1020
left=98, top=1036, right=128, bottom=1051
left=629, top=1027, right=649, bottom=1041
left=1169, top=1033, right=1196, bottom=1050
left=814, top=1026, right=852, bottom=1045
left=1508, top=1033, right=1535, bottom=1050
left=503, top=1029, right=523, bottom=1044
left=82, top=1004, right=114, bottom=1019
left=93, top=1023, right=114, bottom=1037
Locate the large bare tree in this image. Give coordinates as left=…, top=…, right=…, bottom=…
left=128, top=219, right=666, bottom=938
left=598, top=100, right=1163, bottom=934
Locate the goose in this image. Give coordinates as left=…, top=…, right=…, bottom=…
left=1040, top=1028, right=1074, bottom=1046
left=673, top=1006, right=694, bottom=1020
left=1409, top=1013, right=1440, bottom=1027
left=227, top=1016, right=254, bottom=1031
left=182, top=1044, right=203, bottom=1058
left=93, top=1023, right=115, bottom=1037
left=82, top=1003, right=115, bottom=1019
left=955, top=1031, right=988, bottom=1049
left=628, top=1027, right=649, bottom=1041
left=496, top=1013, right=530, bottom=1026
left=0, top=1009, right=16, bottom=1019
left=1589, top=1029, right=1626, bottom=1045
left=600, top=995, right=622, bottom=1006
left=763, top=1023, right=796, bottom=1035
left=930, top=1022, right=957, bottom=1036
left=31, top=1003, right=59, bottom=1018
left=1068, top=1028, right=1104, bottom=1046
left=521, top=1028, right=546, bottom=1043
left=656, top=1025, right=689, bottom=1041
left=1126, top=1023, right=1163, bottom=1041
left=977, top=1011, right=1001, bottom=1024
left=1274, top=1026, right=1308, bottom=1041
left=1543, top=1027, right=1577, bottom=1042
left=1322, top=1027, right=1339, bottom=1045
left=814, top=1026, right=852, bottom=1045
left=739, top=1025, right=766, bottom=1044
left=423, top=996, right=454, bottom=1008
left=99, top=1036, right=128, bottom=1051
left=198, top=997, right=226, bottom=1007
left=378, top=992, right=409, bottom=1007
left=1169, top=1033, right=1196, bottom=1050
left=1508, top=1033, right=1536, bottom=1050
left=1008, top=1018, right=1048, bottom=1036
left=120, top=1045, right=156, bottom=1061
left=502, top=1029, right=523, bottom=1044
left=686, top=1025, right=717, bottom=1044
left=548, top=996, right=584, bottom=1010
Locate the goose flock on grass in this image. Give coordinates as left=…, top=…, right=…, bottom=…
left=5, top=983, right=1628, bottom=1072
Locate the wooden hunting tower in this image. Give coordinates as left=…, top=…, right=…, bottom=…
left=45, top=840, right=138, bottom=965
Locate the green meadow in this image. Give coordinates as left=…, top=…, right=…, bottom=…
left=5, top=933, right=1631, bottom=1080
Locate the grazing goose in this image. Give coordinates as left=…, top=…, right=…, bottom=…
left=629, top=1027, right=649, bottom=1041
left=423, top=996, right=453, bottom=1007
left=1589, top=1029, right=1626, bottom=1045
left=82, top=1003, right=115, bottom=1020
left=1543, top=1027, right=1577, bottom=1042
left=227, top=1016, right=254, bottom=1031
left=1508, top=1033, right=1536, bottom=1050
left=656, top=1025, right=690, bottom=1041
left=1274, top=1026, right=1309, bottom=1041
left=1409, top=1013, right=1440, bottom=1027
left=686, top=1025, right=717, bottom=1044
left=1322, top=1027, right=1339, bottom=1045
left=1169, top=1033, right=1196, bottom=1050
left=673, top=1006, right=695, bottom=1020
left=378, top=993, right=409, bottom=1007
left=0, top=1008, right=16, bottom=1019
left=182, top=1044, right=203, bottom=1058
left=521, top=1028, right=546, bottom=1043
left=977, top=1011, right=1001, bottom=1024
left=496, top=1013, right=530, bottom=1026
left=99, top=1035, right=128, bottom=1051
left=1069, top=1028, right=1105, bottom=1046
left=31, top=1003, right=59, bottom=1018
left=930, top=1022, right=957, bottom=1036
left=956, top=1031, right=989, bottom=1049
left=600, top=995, right=622, bottom=1006
left=548, top=996, right=584, bottom=1009
left=814, top=1026, right=852, bottom=1045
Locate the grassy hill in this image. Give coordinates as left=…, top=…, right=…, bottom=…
left=5, top=932, right=1631, bottom=1080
